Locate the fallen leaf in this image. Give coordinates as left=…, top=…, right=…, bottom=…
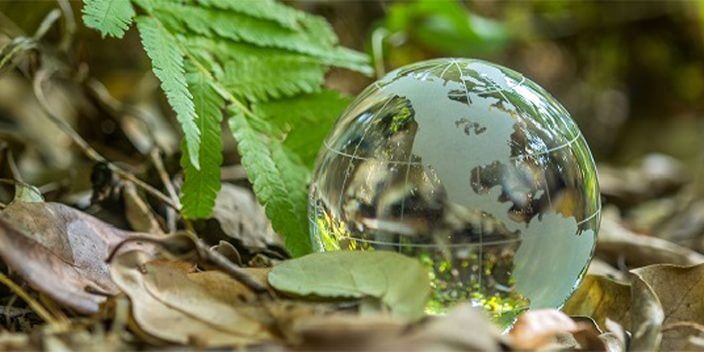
left=509, top=309, right=579, bottom=349
left=631, top=264, right=704, bottom=350
left=123, top=182, right=164, bottom=234
left=596, top=207, right=704, bottom=267
left=291, top=313, right=406, bottom=351
left=110, top=250, right=275, bottom=347
left=628, top=270, right=665, bottom=351
left=370, top=304, right=504, bottom=351
left=211, top=184, right=280, bottom=248
left=563, top=275, right=631, bottom=330
left=0, top=202, right=154, bottom=314
left=268, top=251, right=430, bottom=321
left=662, top=322, right=704, bottom=351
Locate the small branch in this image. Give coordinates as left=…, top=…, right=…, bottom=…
left=150, top=148, right=181, bottom=209
left=33, top=68, right=106, bottom=163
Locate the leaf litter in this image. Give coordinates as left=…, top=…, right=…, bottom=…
left=2, top=2, right=704, bottom=351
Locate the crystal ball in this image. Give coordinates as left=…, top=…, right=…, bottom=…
left=308, top=58, right=601, bottom=323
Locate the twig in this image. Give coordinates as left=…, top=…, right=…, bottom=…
left=108, top=235, right=271, bottom=295
left=32, top=69, right=180, bottom=211
left=150, top=148, right=181, bottom=209
left=33, top=68, right=105, bottom=163
left=0, top=271, right=59, bottom=325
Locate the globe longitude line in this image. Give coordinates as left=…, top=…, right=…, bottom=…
left=334, top=97, right=395, bottom=217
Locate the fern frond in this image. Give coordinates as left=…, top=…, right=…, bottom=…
left=136, top=16, right=201, bottom=169
left=147, top=2, right=369, bottom=71
left=196, top=0, right=301, bottom=30
left=85, top=0, right=372, bottom=254
left=82, top=0, right=135, bottom=38
left=228, top=107, right=311, bottom=257
left=180, top=62, right=225, bottom=218
left=221, top=57, right=324, bottom=102
left=183, top=36, right=368, bottom=73
left=253, top=91, right=349, bottom=168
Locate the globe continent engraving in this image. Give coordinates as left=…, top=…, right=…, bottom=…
left=309, top=58, right=601, bottom=322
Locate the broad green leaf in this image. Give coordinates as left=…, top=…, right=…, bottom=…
left=268, top=251, right=431, bottom=321
left=254, top=91, right=349, bottom=168
left=136, top=16, right=201, bottom=169
left=228, top=107, right=311, bottom=256
left=180, top=62, right=224, bottom=218
left=82, top=0, right=136, bottom=38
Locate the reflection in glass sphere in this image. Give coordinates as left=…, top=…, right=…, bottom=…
left=308, top=58, right=601, bottom=325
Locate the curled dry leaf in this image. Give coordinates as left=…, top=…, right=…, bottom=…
left=291, top=313, right=406, bottom=351
left=370, top=304, right=504, bottom=351
left=628, top=270, right=664, bottom=351
left=0, top=202, right=154, bottom=314
left=110, top=251, right=275, bottom=347
left=631, top=264, right=704, bottom=350
left=211, top=184, right=281, bottom=248
left=563, top=274, right=631, bottom=330
left=509, top=309, right=578, bottom=349
left=596, top=207, right=704, bottom=267
left=123, top=182, right=164, bottom=234
left=268, top=251, right=431, bottom=321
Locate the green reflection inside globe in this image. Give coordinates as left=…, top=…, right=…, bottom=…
left=308, top=58, right=601, bottom=325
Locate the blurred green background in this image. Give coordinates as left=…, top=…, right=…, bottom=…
left=319, top=0, right=704, bottom=167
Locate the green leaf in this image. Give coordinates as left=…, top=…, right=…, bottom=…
left=253, top=91, right=349, bottom=168
left=136, top=16, right=201, bottom=169
left=180, top=62, right=225, bottom=218
left=82, top=0, right=136, bottom=38
left=228, top=107, right=311, bottom=257
left=268, top=251, right=431, bottom=321
left=11, top=182, right=44, bottom=204
left=221, top=57, right=325, bottom=102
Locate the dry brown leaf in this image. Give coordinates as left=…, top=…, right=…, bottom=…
left=212, top=184, right=280, bottom=248
left=291, top=313, right=406, bottom=351
left=123, top=182, right=164, bottom=234
left=563, top=275, right=631, bottom=330
left=631, top=264, right=704, bottom=350
left=0, top=202, right=155, bottom=314
left=596, top=207, right=704, bottom=267
left=628, top=270, right=665, bottom=351
left=110, top=250, right=275, bottom=347
left=509, top=309, right=579, bottom=349
left=370, top=304, right=504, bottom=351
left=662, top=322, right=704, bottom=351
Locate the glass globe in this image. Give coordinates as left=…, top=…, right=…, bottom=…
left=308, top=58, right=600, bottom=324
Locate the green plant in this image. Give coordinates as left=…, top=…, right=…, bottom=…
left=81, top=0, right=370, bottom=256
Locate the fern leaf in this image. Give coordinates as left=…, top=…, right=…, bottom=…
left=221, top=57, right=325, bottom=102
left=180, top=62, right=225, bottom=218
left=228, top=107, right=311, bottom=257
left=196, top=0, right=301, bottom=30
left=82, top=0, right=135, bottom=38
left=147, top=3, right=369, bottom=72
left=183, top=36, right=365, bottom=73
left=136, top=16, right=201, bottom=169
left=253, top=91, right=349, bottom=168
